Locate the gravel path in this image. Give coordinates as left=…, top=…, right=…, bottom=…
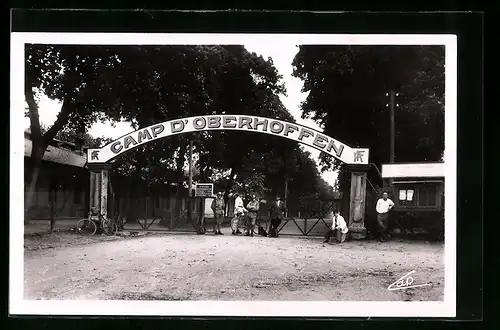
left=24, top=231, right=444, bottom=301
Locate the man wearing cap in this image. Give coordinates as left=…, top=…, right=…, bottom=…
left=211, top=192, right=225, bottom=235
left=231, top=193, right=246, bottom=235
left=245, top=194, right=260, bottom=236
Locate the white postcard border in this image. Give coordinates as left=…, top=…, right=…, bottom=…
left=10, top=32, right=457, bottom=317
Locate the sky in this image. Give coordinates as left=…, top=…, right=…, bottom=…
left=24, top=44, right=339, bottom=186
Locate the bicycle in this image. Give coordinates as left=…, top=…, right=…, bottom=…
left=76, top=208, right=118, bottom=236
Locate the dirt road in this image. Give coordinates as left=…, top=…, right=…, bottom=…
left=24, top=231, right=444, bottom=301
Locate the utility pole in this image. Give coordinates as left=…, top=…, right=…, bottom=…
left=284, top=178, right=288, bottom=218
left=387, top=90, right=398, bottom=186
left=284, top=178, right=288, bottom=202
left=389, top=89, right=396, bottom=164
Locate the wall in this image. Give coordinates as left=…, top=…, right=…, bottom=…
left=25, top=158, right=88, bottom=220
left=24, top=137, right=87, bottom=167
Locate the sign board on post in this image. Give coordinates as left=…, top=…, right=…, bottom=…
left=195, top=183, right=213, bottom=198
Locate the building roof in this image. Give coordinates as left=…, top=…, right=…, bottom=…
left=24, top=134, right=87, bottom=168
left=25, top=130, right=78, bottom=150
left=381, top=162, right=445, bottom=179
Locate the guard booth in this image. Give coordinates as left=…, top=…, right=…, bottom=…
left=381, top=162, right=445, bottom=238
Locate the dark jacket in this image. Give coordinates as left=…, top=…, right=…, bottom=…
left=269, top=200, right=286, bottom=219
left=246, top=200, right=260, bottom=216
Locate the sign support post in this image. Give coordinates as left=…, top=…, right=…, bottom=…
left=346, top=164, right=370, bottom=240
left=87, top=163, right=111, bottom=220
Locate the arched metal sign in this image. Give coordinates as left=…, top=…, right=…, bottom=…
left=86, top=115, right=369, bottom=165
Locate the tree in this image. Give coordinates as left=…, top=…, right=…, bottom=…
left=47, top=125, right=111, bottom=149
left=106, top=45, right=333, bottom=222
left=292, top=45, right=445, bottom=192
left=25, top=44, right=214, bottom=221
left=26, top=44, right=334, bottom=226
left=25, top=44, right=127, bottom=222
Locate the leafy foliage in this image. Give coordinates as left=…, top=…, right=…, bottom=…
left=292, top=45, right=445, bottom=190
left=39, top=124, right=110, bottom=149
left=26, top=44, right=334, bottom=212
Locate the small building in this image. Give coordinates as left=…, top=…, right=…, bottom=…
left=381, top=162, right=445, bottom=212
left=24, top=131, right=89, bottom=220
left=381, top=162, right=445, bottom=237
left=24, top=132, right=208, bottom=228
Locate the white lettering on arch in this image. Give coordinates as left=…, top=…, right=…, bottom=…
left=87, top=115, right=369, bottom=165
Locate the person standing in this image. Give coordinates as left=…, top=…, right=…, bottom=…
left=256, top=198, right=269, bottom=236
left=376, top=192, right=395, bottom=242
left=323, top=210, right=348, bottom=243
left=211, top=192, right=225, bottom=235
left=268, top=195, right=286, bottom=238
left=245, top=194, right=259, bottom=236
left=231, top=193, right=246, bottom=235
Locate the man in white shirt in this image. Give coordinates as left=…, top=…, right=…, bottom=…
left=323, top=210, right=349, bottom=243
left=375, top=192, right=394, bottom=242
left=231, top=193, right=246, bottom=235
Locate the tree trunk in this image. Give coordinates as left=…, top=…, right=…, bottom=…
left=24, top=150, right=43, bottom=224
left=24, top=78, right=72, bottom=224
left=176, top=139, right=187, bottom=191
left=55, top=181, right=73, bottom=216
left=198, top=198, right=206, bottom=231
left=173, top=138, right=187, bottom=227
left=49, top=188, right=55, bottom=232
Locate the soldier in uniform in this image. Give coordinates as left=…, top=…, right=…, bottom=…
left=245, top=194, right=260, bottom=236
left=211, top=192, right=225, bottom=235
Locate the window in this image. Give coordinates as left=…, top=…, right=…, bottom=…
left=398, top=188, right=416, bottom=206
left=418, top=185, right=437, bottom=207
